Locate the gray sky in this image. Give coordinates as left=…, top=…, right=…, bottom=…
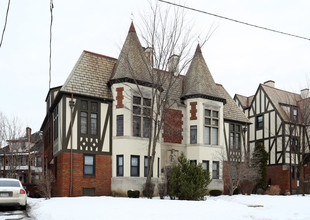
left=0, top=0, right=309, bottom=132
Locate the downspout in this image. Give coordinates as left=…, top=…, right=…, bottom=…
left=69, top=92, right=75, bottom=197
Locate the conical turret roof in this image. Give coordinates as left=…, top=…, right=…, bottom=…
left=182, top=44, right=225, bottom=103
left=110, top=22, right=152, bottom=85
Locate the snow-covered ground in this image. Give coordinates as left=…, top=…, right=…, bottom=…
left=28, top=195, right=310, bottom=220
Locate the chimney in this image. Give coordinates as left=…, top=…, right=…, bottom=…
left=144, top=47, right=153, bottom=65
left=168, top=54, right=180, bottom=76
left=301, top=88, right=309, bottom=99
left=264, top=80, right=275, bottom=88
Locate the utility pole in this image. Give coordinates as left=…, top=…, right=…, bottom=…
left=27, top=127, right=32, bottom=184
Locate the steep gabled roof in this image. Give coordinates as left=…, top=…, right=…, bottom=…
left=110, top=22, right=152, bottom=85
left=60, top=50, right=116, bottom=99
left=217, top=85, right=250, bottom=124
left=234, top=94, right=253, bottom=109
left=182, top=44, right=225, bottom=103
left=261, top=84, right=302, bottom=122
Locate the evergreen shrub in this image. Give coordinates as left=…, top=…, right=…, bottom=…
left=127, top=190, right=140, bottom=198
left=169, top=153, right=211, bottom=200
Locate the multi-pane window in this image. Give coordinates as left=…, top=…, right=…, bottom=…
left=84, top=155, right=95, bottom=176
left=131, top=155, right=140, bottom=177
left=53, top=105, right=58, bottom=140
left=116, top=115, right=124, bottom=136
left=202, top=160, right=209, bottom=171
left=117, top=155, right=123, bottom=176
left=229, top=124, right=241, bottom=150
left=133, top=96, right=151, bottom=137
left=204, top=109, right=219, bottom=145
left=190, top=126, right=197, bottom=144
left=144, top=156, right=153, bottom=177
left=80, top=100, right=98, bottom=135
left=256, top=115, right=263, bottom=129
left=212, top=161, right=219, bottom=179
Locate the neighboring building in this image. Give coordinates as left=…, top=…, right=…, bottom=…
left=235, top=80, right=310, bottom=194
left=41, top=22, right=249, bottom=197
left=0, top=130, right=42, bottom=184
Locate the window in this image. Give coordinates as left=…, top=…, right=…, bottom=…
left=117, top=155, right=123, bottom=176
left=190, top=160, right=197, bottom=165
left=84, top=155, right=95, bottom=176
left=229, top=124, right=241, bottom=150
left=157, top=158, right=160, bottom=178
left=293, top=108, right=298, bottom=121
left=202, top=160, right=209, bottom=171
left=144, top=156, right=153, bottom=177
left=83, top=188, right=95, bottom=196
left=190, top=126, right=197, bottom=144
left=292, top=137, right=299, bottom=153
left=131, top=155, right=140, bottom=177
left=132, top=96, right=151, bottom=137
left=291, top=165, right=295, bottom=179
left=53, top=105, right=58, bottom=140
left=256, top=115, right=263, bottom=129
left=212, top=161, right=219, bottom=179
left=116, top=115, right=124, bottom=136
left=205, top=109, right=219, bottom=145
left=80, top=100, right=98, bottom=136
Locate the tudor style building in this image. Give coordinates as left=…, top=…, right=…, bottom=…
left=41, top=22, right=249, bottom=197
left=235, top=80, right=310, bottom=194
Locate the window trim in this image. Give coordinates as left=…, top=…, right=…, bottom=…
left=212, top=161, right=220, bottom=179
left=79, top=100, right=99, bottom=137
left=83, top=154, right=95, bottom=176
left=116, top=115, right=124, bottom=136
left=190, top=125, right=197, bottom=144
left=256, top=115, right=263, bottom=130
left=132, top=96, right=151, bottom=138
left=204, top=109, right=219, bottom=145
left=130, top=155, right=140, bottom=177
left=116, top=155, right=124, bottom=176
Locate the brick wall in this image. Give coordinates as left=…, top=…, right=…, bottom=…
left=267, top=165, right=293, bottom=194
left=162, top=109, right=183, bottom=144
left=53, top=152, right=112, bottom=197
left=116, top=87, right=124, bottom=108
left=190, top=102, right=197, bottom=120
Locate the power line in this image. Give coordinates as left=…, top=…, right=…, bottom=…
left=158, top=0, right=310, bottom=41
left=49, top=0, right=54, bottom=90
left=0, top=0, right=11, bottom=48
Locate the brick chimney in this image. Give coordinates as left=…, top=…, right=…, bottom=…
left=264, top=80, right=275, bottom=88
left=301, top=88, right=309, bottom=99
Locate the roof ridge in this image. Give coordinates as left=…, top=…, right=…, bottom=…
left=261, top=84, right=301, bottom=97
left=83, top=50, right=117, bottom=60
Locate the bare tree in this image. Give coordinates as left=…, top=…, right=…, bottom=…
left=126, top=1, right=214, bottom=193
left=34, top=170, right=55, bottom=199
left=0, top=113, right=24, bottom=178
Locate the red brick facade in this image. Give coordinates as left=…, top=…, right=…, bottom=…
left=52, top=152, right=112, bottom=197
left=162, top=109, right=183, bottom=144
left=190, top=102, right=197, bottom=120
left=116, top=87, right=124, bottom=108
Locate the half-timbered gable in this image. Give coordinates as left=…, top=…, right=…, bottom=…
left=236, top=80, right=310, bottom=194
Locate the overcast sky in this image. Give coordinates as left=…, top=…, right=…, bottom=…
left=0, top=0, right=309, bottom=132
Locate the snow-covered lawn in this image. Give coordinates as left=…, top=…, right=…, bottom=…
left=28, top=195, right=310, bottom=220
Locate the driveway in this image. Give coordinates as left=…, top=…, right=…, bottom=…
left=0, top=206, right=31, bottom=220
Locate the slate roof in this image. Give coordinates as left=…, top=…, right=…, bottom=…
left=261, top=84, right=302, bottom=122
left=182, top=45, right=225, bottom=103
left=234, top=94, right=253, bottom=109
left=61, top=50, right=116, bottom=100
left=217, top=85, right=250, bottom=124
left=111, top=22, right=152, bottom=84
